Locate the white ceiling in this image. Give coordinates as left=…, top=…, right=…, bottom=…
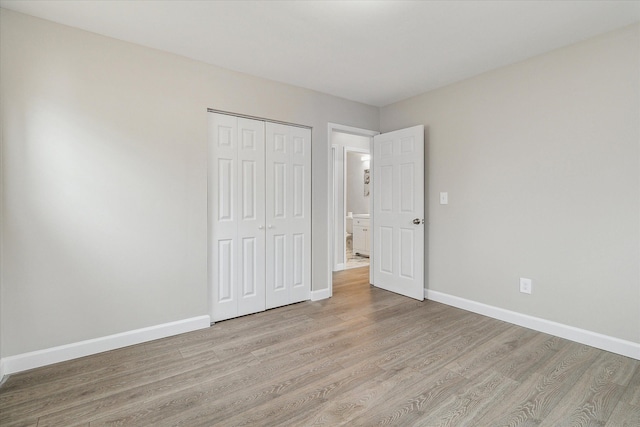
left=2, top=1, right=639, bottom=107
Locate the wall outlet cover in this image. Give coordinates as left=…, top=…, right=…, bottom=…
left=520, top=278, right=532, bottom=294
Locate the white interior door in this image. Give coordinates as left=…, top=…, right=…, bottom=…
left=209, top=114, right=266, bottom=321
left=372, top=125, right=425, bottom=300
left=265, top=123, right=311, bottom=309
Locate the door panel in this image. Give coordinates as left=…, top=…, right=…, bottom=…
left=399, top=228, right=414, bottom=278
left=379, top=226, right=393, bottom=273
left=273, top=234, right=286, bottom=290
left=241, top=161, right=256, bottom=219
left=380, top=166, right=393, bottom=211
left=236, top=118, right=266, bottom=316
left=372, top=125, right=424, bottom=301
left=209, top=114, right=266, bottom=321
left=292, top=233, right=304, bottom=288
left=265, top=123, right=311, bottom=309
left=209, top=114, right=238, bottom=321
left=217, top=159, right=233, bottom=220
left=288, top=125, right=311, bottom=304
left=242, top=237, right=257, bottom=296
left=400, top=163, right=414, bottom=211
left=218, top=239, right=233, bottom=301
left=273, top=163, right=287, bottom=218
left=293, top=165, right=304, bottom=217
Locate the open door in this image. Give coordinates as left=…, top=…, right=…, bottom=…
left=372, top=125, right=424, bottom=300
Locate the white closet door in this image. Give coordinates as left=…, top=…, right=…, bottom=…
left=209, top=113, right=266, bottom=321
left=236, top=118, right=266, bottom=316
left=265, top=123, right=311, bottom=309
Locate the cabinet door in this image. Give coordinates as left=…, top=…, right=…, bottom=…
left=265, top=123, right=311, bottom=309
left=209, top=113, right=266, bottom=322
left=353, top=226, right=366, bottom=255
left=363, top=226, right=371, bottom=256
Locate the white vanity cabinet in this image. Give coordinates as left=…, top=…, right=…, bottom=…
left=352, top=217, right=370, bottom=257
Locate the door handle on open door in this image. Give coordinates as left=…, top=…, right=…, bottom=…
left=413, top=218, right=421, bottom=225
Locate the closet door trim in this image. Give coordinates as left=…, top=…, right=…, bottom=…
left=207, top=108, right=312, bottom=130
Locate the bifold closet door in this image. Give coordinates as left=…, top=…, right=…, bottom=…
left=209, top=113, right=266, bottom=322
left=265, top=123, right=311, bottom=309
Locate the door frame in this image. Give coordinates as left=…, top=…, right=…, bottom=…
left=327, top=123, right=379, bottom=297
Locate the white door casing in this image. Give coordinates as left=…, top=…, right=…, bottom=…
left=209, top=114, right=266, bottom=321
left=265, top=123, right=311, bottom=309
left=372, top=125, right=425, bottom=301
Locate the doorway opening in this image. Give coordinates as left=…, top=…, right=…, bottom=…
left=327, top=123, right=378, bottom=296
left=344, top=149, right=371, bottom=269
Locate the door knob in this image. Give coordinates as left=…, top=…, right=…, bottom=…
left=258, top=225, right=264, bottom=230
left=413, top=218, right=421, bottom=225
left=268, top=225, right=273, bottom=229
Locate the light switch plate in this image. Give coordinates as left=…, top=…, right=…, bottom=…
left=440, top=192, right=448, bottom=204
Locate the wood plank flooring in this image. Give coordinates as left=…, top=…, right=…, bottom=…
left=1, top=267, right=639, bottom=426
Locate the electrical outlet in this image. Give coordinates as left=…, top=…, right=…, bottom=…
left=520, top=278, right=532, bottom=294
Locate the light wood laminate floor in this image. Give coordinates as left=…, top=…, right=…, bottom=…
left=1, top=267, right=639, bottom=426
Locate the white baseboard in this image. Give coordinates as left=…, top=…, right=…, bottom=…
left=1, top=315, right=211, bottom=376
left=334, top=263, right=345, bottom=271
left=311, top=288, right=331, bottom=301
left=0, top=358, right=6, bottom=384
left=425, top=289, right=640, bottom=360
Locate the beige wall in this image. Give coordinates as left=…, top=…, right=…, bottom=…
left=380, top=24, right=640, bottom=343
left=0, top=10, right=379, bottom=356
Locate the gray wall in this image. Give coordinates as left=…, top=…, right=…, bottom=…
left=346, top=152, right=370, bottom=216
left=0, top=10, right=379, bottom=356
left=380, top=24, right=640, bottom=343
